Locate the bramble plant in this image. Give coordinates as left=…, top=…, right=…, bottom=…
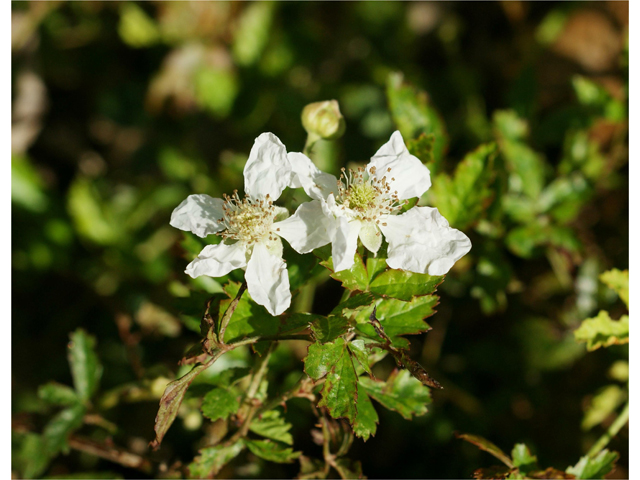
left=12, top=4, right=628, bottom=477
left=155, top=114, right=472, bottom=477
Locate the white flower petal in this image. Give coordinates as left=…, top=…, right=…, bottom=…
left=244, top=132, right=292, bottom=201
left=245, top=242, right=291, bottom=316
left=185, top=242, right=248, bottom=278
left=380, top=207, right=471, bottom=275
left=358, top=221, right=382, bottom=254
left=332, top=218, right=362, bottom=272
left=274, top=200, right=334, bottom=254
left=170, top=194, right=225, bottom=238
left=288, top=152, right=339, bottom=201
left=369, top=130, right=431, bottom=200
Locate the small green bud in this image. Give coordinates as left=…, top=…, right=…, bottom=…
left=301, top=100, right=346, bottom=141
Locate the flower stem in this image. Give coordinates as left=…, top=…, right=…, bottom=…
left=218, top=281, right=247, bottom=344
left=587, top=401, right=629, bottom=458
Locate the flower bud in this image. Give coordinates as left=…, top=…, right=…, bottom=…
left=301, top=100, right=346, bottom=141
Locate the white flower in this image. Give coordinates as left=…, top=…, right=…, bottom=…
left=289, top=130, right=472, bottom=275
left=170, top=132, right=324, bottom=316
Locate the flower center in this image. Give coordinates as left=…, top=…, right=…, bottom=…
left=219, top=191, right=277, bottom=245
left=335, top=166, right=402, bottom=222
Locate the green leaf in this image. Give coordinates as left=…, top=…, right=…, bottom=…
left=117, top=3, right=160, bottom=48
left=188, top=441, right=245, bottom=478
left=386, top=72, right=448, bottom=165
left=38, top=382, right=79, bottom=407
left=68, top=329, right=102, bottom=404
left=316, top=340, right=359, bottom=423
left=506, top=223, right=580, bottom=259
left=244, top=439, right=301, bottom=464
left=566, top=450, right=619, bottom=480
left=220, top=282, right=278, bottom=342
left=151, top=362, right=209, bottom=449
left=354, top=296, right=437, bottom=348
left=320, top=253, right=369, bottom=292
left=493, top=110, right=546, bottom=200
left=406, top=133, right=436, bottom=171
left=368, top=269, right=442, bottom=301
left=511, top=444, right=538, bottom=475
left=16, top=433, right=50, bottom=479
left=201, top=387, right=240, bottom=422
left=429, top=143, right=497, bottom=230
left=249, top=410, right=294, bottom=445
left=348, top=339, right=372, bottom=375
left=574, top=311, right=629, bottom=351
left=353, top=384, right=378, bottom=441
left=304, top=339, right=348, bottom=381
left=330, top=293, right=376, bottom=318
left=599, top=269, right=629, bottom=309
left=67, top=177, right=120, bottom=246
left=456, top=433, right=514, bottom=468
left=310, top=315, right=350, bottom=343
left=582, top=385, right=627, bottom=431
left=12, top=154, right=47, bottom=213
left=232, top=2, right=275, bottom=66
left=42, top=403, right=85, bottom=457
left=193, top=66, right=238, bottom=118
left=537, top=173, right=592, bottom=224
left=360, top=370, right=431, bottom=420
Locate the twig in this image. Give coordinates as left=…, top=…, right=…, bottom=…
left=68, top=435, right=153, bottom=474
left=218, top=281, right=247, bottom=344
left=226, top=344, right=275, bottom=445
left=587, top=402, right=629, bottom=457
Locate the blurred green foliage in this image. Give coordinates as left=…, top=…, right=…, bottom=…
left=12, top=1, right=628, bottom=479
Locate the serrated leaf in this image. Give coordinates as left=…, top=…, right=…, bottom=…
left=151, top=362, right=209, bottom=448
left=244, top=439, right=301, bottom=464
left=511, top=444, right=539, bottom=475
left=599, top=269, right=629, bottom=309
left=249, top=410, right=294, bottom=445
left=305, top=339, right=348, bottom=381
left=320, top=253, right=369, bottom=292
left=348, top=339, right=372, bottom=375
left=330, top=293, right=376, bottom=318
left=574, top=311, right=629, bottom=351
left=582, top=385, right=627, bottom=431
left=359, top=370, right=431, bottom=420
left=68, top=329, right=102, bottom=404
left=219, top=282, right=278, bottom=342
left=387, top=72, right=448, bottom=165
left=353, top=384, right=378, bottom=441
left=354, top=296, right=437, bottom=348
left=188, top=441, right=245, bottom=478
left=429, top=143, right=497, bottom=230
left=457, top=433, right=514, bottom=468
left=38, top=382, right=79, bottom=407
left=318, top=343, right=359, bottom=423
left=368, top=269, right=443, bottom=300
left=201, top=387, right=240, bottom=422
left=311, top=316, right=350, bottom=343
left=42, top=403, right=85, bottom=457
left=566, top=450, right=618, bottom=480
